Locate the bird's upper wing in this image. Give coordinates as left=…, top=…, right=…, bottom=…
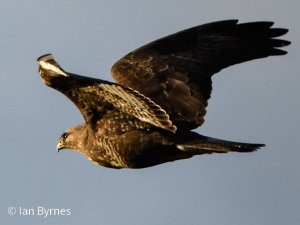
left=111, top=19, right=290, bottom=130
left=37, top=54, right=176, bottom=132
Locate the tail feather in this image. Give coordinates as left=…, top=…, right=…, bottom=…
left=176, top=135, right=265, bottom=154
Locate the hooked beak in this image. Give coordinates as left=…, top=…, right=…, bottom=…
left=56, top=141, right=64, bottom=152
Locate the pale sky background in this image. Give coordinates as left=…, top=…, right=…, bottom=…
left=1, top=0, right=299, bottom=225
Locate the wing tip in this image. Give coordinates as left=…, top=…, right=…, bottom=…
left=37, top=53, right=68, bottom=77
left=37, top=53, right=54, bottom=63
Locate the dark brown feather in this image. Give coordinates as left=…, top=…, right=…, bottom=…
left=38, top=20, right=289, bottom=169
left=38, top=55, right=175, bottom=132
left=111, top=20, right=290, bottom=129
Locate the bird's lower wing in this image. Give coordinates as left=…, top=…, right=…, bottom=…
left=37, top=54, right=176, bottom=132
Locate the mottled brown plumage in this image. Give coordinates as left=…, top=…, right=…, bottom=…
left=38, top=20, right=290, bottom=169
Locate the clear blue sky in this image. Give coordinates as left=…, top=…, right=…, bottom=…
left=1, top=0, right=299, bottom=224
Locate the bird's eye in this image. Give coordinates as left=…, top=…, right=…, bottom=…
left=62, top=132, right=69, bottom=139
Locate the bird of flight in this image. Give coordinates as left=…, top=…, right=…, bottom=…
left=38, top=20, right=290, bottom=169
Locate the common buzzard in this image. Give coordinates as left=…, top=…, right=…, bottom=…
left=38, top=20, right=290, bottom=169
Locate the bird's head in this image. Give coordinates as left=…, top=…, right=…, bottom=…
left=57, top=124, right=87, bottom=153
left=57, top=131, right=71, bottom=152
